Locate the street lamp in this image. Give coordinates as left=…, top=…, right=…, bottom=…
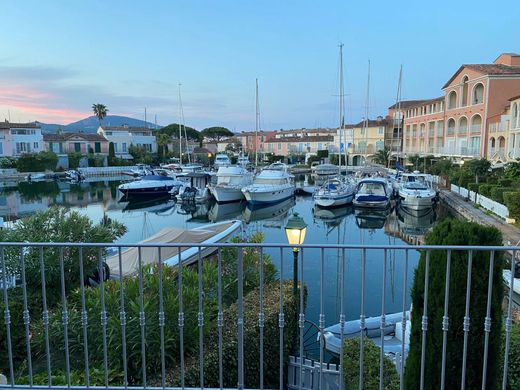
left=285, top=212, right=307, bottom=297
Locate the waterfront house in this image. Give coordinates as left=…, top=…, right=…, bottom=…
left=97, top=125, right=157, bottom=158
left=505, top=95, right=520, bottom=160
left=396, top=53, right=520, bottom=161
left=43, top=133, right=109, bottom=155
left=0, top=121, right=43, bottom=157
left=336, top=117, right=387, bottom=165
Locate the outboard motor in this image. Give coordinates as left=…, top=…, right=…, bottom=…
left=181, top=186, right=197, bottom=202
left=515, top=261, right=520, bottom=278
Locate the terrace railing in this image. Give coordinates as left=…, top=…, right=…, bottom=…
left=0, top=241, right=517, bottom=390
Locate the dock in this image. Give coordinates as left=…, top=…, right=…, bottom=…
left=439, top=189, right=520, bottom=246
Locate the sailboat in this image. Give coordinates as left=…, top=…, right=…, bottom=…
left=314, top=44, right=356, bottom=208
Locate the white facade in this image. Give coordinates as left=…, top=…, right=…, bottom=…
left=0, top=123, right=43, bottom=157
left=97, top=125, right=157, bottom=157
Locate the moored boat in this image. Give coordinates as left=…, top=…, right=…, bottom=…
left=353, top=178, right=393, bottom=209
left=313, top=163, right=340, bottom=176
left=241, top=162, right=295, bottom=205
left=213, top=154, right=232, bottom=169
left=176, top=172, right=212, bottom=203
left=208, top=166, right=253, bottom=203
left=313, top=177, right=356, bottom=208
left=118, top=175, right=182, bottom=199
left=397, top=172, right=437, bottom=211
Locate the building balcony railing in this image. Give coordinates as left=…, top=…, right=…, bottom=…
left=447, top=128, right=455, bottom=136
left=470, top=124, right=482, bottom=134
left=439, top=147, right=480, bottom=157
left=458, top=126, right=468, bottom=135
left=0, top=241, right=517, bottom=390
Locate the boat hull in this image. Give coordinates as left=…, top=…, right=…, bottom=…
left=118, top=185, right=175, bottom=199
left=398, top=192, right=437, bottom=210
left=210, top=186, right=245, bottom=203
left=314, top=193, right=354, bottom=208
left=242, top=186, right=295, bottom=205
left=353, top=195, right=390, bottom=209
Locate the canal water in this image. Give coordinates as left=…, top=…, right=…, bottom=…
left=0, top=177, right=449, bottom=333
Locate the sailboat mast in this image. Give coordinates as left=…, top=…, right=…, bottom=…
left=255, top=78, right=259, bottom=168
left=178, top=83, right=183, bottom=162
left=395, top=65, right=403, bottom=166
left=363, top=60, right=371, bottom=166
left=178, top=84, right=191, bottom=164
left=338, top=43, right=344, bottom=172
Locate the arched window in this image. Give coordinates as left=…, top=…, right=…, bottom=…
left=461, top=76, right=469, bottom=106
left=448, top=91, right=457, bottom=109
left=447, top=118, right=456, bottom=136
left=471, top=114, right=482, bottom=133
left=513, top=103, right=519, bottom=129
left=473, top=83, right=484, bottom=104
left=458, top=117, right=468, bottom=134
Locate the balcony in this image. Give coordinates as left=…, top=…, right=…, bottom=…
left=0, top=241, right=516, bottom=390
left=470, top=124, right=482, bottom=134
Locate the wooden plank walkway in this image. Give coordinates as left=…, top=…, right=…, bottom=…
left=440, top=189, right=520, bottom=245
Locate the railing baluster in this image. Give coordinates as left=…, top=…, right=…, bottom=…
left=217, top=248, right=224, bottom=390
left=137, top=246, right=147, bottom=387
left=58, top=247, right=70, bottom=387
left=339, top=248, right=345, bottom=390
left=178, top=247, right=185, bottom=389
left=39, top=247, right=52, bottom=387
left=319, top=248, right=325, bottom=390
left=99, top=248, right=108, bottom=387
left=158, top=247, right=166, bottom=388
left=461, top=250, right=473, bottom=389
left=259, top=247, right=265, bottom=390
left=198, top=246, right=204, bottom=389
left=400, top=249, right=409, bottom=389
left=502, top=250, right=516, bottom=390
left=360, top=248, right=366, bottom=390
left=1, top=246, right=15, bottom=386
left=279, top=247, right=284, bottom=390
left=237, top=248, right=244, bottom=390
left=78, top=247, right=90, bottom=387
left=481, top=251, right=495, bottom=389
left=440, top=250, right=452, bottom=390
left=117, top=247, right=128, bottom=388
left=379, top=248, right=388, bottom=390
left=299, top=248, right=305, bottom=390
left=420, top=251, right=430, bottom=390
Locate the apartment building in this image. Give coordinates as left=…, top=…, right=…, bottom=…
left=0, top=121, right=43, bottom=157
left=97, top=125, right=157, bottom=158
left=500, top=95, right=520, bottom=161
left=400, top=53, right=520, bottom=160
left=43, top=133, right=109, bottom=155
left=334, top=118, right=387, bottom=165
left=264, top=135, right=334, bottom=156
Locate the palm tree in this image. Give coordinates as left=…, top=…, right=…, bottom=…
left=156, top=133, right=171, bottom=154
left=372, top=147, right=391, bottom=168
left=92, top=104, right=109, bottom=128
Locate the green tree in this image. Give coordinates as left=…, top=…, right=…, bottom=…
left=408, top=154, right=422, bottom=171
left=108, top=141, right=115, bottom=164
left=156, top=133, right=171, bottom=161
left=225, top=140, right=242, bottom=154
left=430, top=158, right=453, bottom=177
left=372, top=147, right=392, bottom=167
left=505, top=159, right=520, bottom=179
left=92, top=103, right=109, bottom=127
left=157, top=123, right=200, bottom=141
left=405, top=219, right=504, bottom=389
left=201, top=127, right=234, bottom=145
left=466, top=158, right=491, bottom=184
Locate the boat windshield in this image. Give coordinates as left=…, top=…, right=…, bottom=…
left=358, top=182, right=386, bottom=195
left=404, top=182, right=428, bottom=190
left=254, top=178, right=287, bottom=185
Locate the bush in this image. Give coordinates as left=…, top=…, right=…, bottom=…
left=502, top=322, right=520, bottom=389
left=491, top=186, right=514, bottom=204
left=0, top=156, right=17, bottom=169
left=15, top=151, right=58, bottom=172
left=317, top=150, right=328, bottom=158
left=306, top=155, right=321, bottom=167
left=468, top=183, right=479, bottom=193
left=504, top=192, right=520, bottom=220
left=343, top=337, right=400, bottom=389
left=479, top=184, right=498, bottom=197
left=499, top=179, right=513, bottom=187
left=405, top=219, right=504, bottom=389
left=67, top=152, right=83, bottom=169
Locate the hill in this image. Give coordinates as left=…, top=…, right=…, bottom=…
left=38, top=115, right=160, bottom=134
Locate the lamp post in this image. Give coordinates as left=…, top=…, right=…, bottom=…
left=285, top=212, right=307, bottom=298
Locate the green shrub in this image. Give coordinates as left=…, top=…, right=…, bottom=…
left=0, top=157, right=17, bottom=169
left=405, top=219, right=503, bottom=389
left=502, top=322, right=520, bottom=388
left=317, top=150, right=328, bottom=158
left=15, top=151, right=58, bottom=172
left=17, top=367, right=124, bottom=387
left=504, top=192, right=520, bottom=220
left=467, top=183, right=479, bottom=193
left=499, top=179, right=513, bottom=187
left=486, top=176, right=498, bottom=184
left=343, top=337, right=400, bottom=389
left=479, top=184, right=498, bottom=197
left=491, top=187, right=514, bottom=204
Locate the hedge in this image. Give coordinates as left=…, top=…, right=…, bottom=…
left=491, top=187, right=514, bottom=204
left=499, top=178, right=513, bottom=187
left=467, top=183, right=479, bottom=193
left=504, top=192, right=520, bottom=220
left=164, top=281, right=302, bottom=388
left=502, top=321, right=520, bottom=388
left=479, top=184, right=498, bottom=197
left=343, top=337, right=400, bottom=389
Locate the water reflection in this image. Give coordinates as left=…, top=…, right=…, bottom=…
left=355, top=207, right=392, bottom=230
left=243, top=197, right=295, bottom=224
left=396, top=205, right=436, bottom=236
left=121, top=197, right=176, bottom=214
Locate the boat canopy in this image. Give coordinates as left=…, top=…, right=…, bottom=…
left=141, top=175, right=176, bottom=181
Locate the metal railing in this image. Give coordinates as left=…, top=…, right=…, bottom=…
left=0, top=241, right=517, bottom=390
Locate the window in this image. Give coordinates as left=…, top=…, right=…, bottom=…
left=11, top=129, right=36, bottom=135
left=95, top=142, right=101, bottom=153
left=448, top=91, right=457, bottom=109
left=74, top=143, right=81, bottom=152
left=0, top=142, right=3, bottom=155
left=278, top=143, right=281, bottom=150
left=461, top=76, right=469, bottom=106
left=106, top=131, right=113, bottom=135
left=33, top=142, right=38, bottom=149
left=378, top=127, right=384, bottom=135
left=16, top=142, right=31, bottom=154
left=122, top=143, right=127, bottom=152
left=473, top=83, right=484, bottom=104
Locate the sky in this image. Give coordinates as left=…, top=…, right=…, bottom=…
left=0, top=0, right=519, bottom=131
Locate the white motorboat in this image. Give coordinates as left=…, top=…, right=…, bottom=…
left=237, top=156, right=251, bottom=167
left=208, top=166, right=253, bottom=203
left=106, top=220, right=242, bottom=277
left=118, top=175, right=182, bottom=199
left=123, top=164, right=152, bottom=177
left=313, top=177, right=356, bottom=208
left=353, top=178, right=393, bottom=209
left=397, top=172, right=437, bottom=211
left=65, top=169, right=85, bottom=182
left=26, top=173, right=46, bottom=181
left=503, top=262, right=520, bottom=295
left=321, top=311, right=410, bottom=371
left=176, top=172, right=212, bottom=203
left=180, top=164, right=204, bottom=173
left=241, top=162, right=295, bottom=205
left=213, top=154, right=231, bottom=168
left=313, top=163, right=340, bottom=176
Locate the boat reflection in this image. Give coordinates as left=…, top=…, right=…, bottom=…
left=208, top=201, right=246, bottom=222
left=355, top=207, right=391, bottom=230
left=313, top=205, right=353, bottom=224
left=242, top=197, right=295, bottom=224
left=121, top=197, right=176, bottom=214
left=396, top=205, right=436, bottom=236
left=177, top=201, right=210, bottom=222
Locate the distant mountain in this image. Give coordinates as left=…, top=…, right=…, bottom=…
left=38, top=115, right=161, bottom=134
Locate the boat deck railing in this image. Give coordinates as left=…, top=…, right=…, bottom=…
left=0, top=242, right=517, bottom=390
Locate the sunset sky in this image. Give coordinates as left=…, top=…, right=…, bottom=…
left=1, top=0, right=519, bottom=130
